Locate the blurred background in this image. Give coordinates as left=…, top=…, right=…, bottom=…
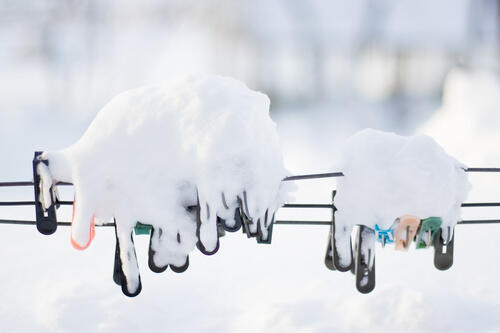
left=2, top=0, right=499, bottom=123
left=1, top=1, right=500, bottom=332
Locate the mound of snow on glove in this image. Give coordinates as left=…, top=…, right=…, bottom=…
left=334, top=129, right=470, bottom=265
left=39, top=74, right=291, bottom=294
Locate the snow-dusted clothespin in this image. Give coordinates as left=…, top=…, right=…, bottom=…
left=374, top=224, right=395, bottom=247
left=415, top=217, right=442, bottom=249
left=33, top=152, right=59, bottom=235
left=328, top=191, right=353, bottom=272
left=433, top=226, right=455, bottom=270
left=394, top=215, right=420, bottom=251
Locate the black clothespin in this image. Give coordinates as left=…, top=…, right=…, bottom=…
left=329, top=191, right=353, bottom=272
left=324, top=193, right=337, bottom=270
left=324, top=223, right=336, bottom=270
left=433, top=226, right=454, bottom=270
left=113, top=236, right=123, bottom=285
left=32, top=151, right=58, bottom=235
left=256, top=211, right=274, bottom=244
left=238, top=192, right=259, bottom=238
left=353, top=225, right=376, bottom=294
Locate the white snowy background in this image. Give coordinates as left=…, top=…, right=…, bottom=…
left=1, top=0, right=500, bottom=332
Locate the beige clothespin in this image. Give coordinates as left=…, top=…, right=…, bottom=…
left=394, top=214, right=421, bottom=251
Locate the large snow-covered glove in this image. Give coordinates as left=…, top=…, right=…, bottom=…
left=38, top=74, right=293, bottom=296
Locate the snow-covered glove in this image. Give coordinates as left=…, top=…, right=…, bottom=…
left=334, top=129, right=470, bottom=263
left=38, top=74, right=292, bottom=297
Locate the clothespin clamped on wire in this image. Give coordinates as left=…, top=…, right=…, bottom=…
left=394, top=215, right=420, bottom=251
left=433, top=225, right=455, bottom=270
left=415, top=217, right=442, bottom=249
left=33, top=152, right=59, bottom=235
left=374, top=224, right=395, bottom=247
left=134, top=222, right=152, bottom=235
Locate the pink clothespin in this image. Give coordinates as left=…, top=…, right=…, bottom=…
left=394, top=215, right=421, bottom=251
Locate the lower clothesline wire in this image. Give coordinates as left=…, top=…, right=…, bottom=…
left=0, top=219, right=498, bottom=227
left=3, top=201, right=500, bottom=208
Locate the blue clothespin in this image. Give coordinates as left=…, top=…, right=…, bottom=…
left=375, top=224, right=394, bottom=247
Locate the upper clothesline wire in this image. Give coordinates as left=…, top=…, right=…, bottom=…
left=1, top=167, right=499, bottom=187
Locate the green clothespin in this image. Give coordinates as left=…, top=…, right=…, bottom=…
left=135, top=222, right=152, bottom=235
left=415, top=217, right=442, bottom=249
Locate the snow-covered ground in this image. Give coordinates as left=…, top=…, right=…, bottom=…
left=1, top=69, right=500, bottom=332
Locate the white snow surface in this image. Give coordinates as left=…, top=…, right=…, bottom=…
left=334, top=129, right=471, bottom=265
left=2, top=68, right=500, bottom=332
left=39, top=74, right=291, bottom=293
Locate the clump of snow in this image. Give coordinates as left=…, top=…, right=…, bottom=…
left=38, top=74, right=291, bottom=294
left=334, top=129, right=471, bottom=266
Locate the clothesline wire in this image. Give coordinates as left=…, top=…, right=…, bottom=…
left=1, top=167, right=499, bottom=187
left=0, top=219, right=498, bottom=227
left=281, top=167, right=500, bottom=181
